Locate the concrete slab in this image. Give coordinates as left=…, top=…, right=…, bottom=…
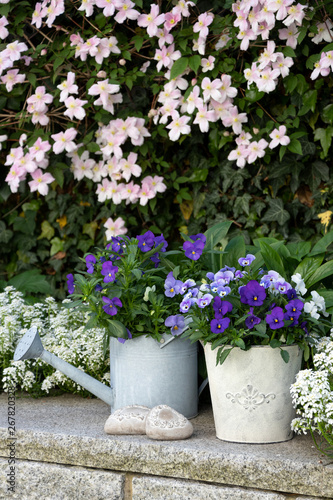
left=0, top=393, right=332, bottom=498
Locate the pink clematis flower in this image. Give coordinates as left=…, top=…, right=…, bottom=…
left=31, top=3, right=44, bottom=28
left=138, top=182, right=155, bottom=206
left=27, top=86, right=53, bottom=112
left=278, top=23, right=298, bottom=49
left=228, top=144, right=249, bottom=168
left=3, top=41, right=28, bottom=62
left=57, top=72, right=78, bottom=102
left=166, top=114, right=191, bottom=141
left=118, top=152, right=141, bottom=182
left=269, top=125, right=291, bottom=149
left=78, top=0, right=95, bottom=17
left=95, top=0, right=117, bottom=17
left=247, top=139, right=268, bottom=163
left=29, top=138, right=51, bottom=162
left=51, top=128, right=77, bottom=154
left=222, top=105, right=248, bottom=134
left=28, top=169, right=55, bottom=195
left=114, top=0, right=139, bottom=23
left=0, top=16, right=9, bottom=39
left=193, top=12, right=214, bottom=38
left=283, top=3, right=306, bottom=27
left=64, top=96, right=88, bottom=120
left=138, top=4, right=165, bottom=37
left=1, top=69, right=25, bottom=92
left=201, top=77, right=223, bottom=102
left=201, top=55, right=215, bottom=73
left=104, top=217, right=127, bottom=239
left=164, top=11, right=181, bottom=32
left=193, top=104, right=216, bottom=132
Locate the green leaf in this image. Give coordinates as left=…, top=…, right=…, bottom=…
left=82, top=221, right=98, bottom=240
left=37, top=220, right=55, bottom=241
left=284, top=75, right=298, bottom=93
left=322, top=104, right=333, bottom=124
left=234, top=338, right=246, bottom=349
left=314, top=127, right=333, bottom=157
left=283, top=46, right=296, bottom=58
left=262, top=199, right=290, bottom=226
left=286, top=241, right=311, bottom=261
left=254, top=321, right=267, bottom=336
left=294, top=255, right=324, bottom=285
left=306, top=260, right=333, bottom=289
left=287, top=139, right=303, bottom=155
left=204, top=221, right=233, bottom=251
left=52, top=168, right=64, bottom=188
left=107, top=320, right=128, bottom=339
left=170, top=57, right=189, bottom=80
left=258, top=240, right=285, bottom=277
left=222, top=236, right=246, bottom=268
left=189, top=55, right=201, bottom=73
left=8, top=270, right=52, bottom=295
left=245, top=89, right=264, bottom=102
left=216, top=347, right=233, bottom=365
left=280, top=349, right=290, bottom=363
left=50, top=237, right=64, bottom=256
left=0, top=221, right=13, bottom=243
left=270, top=339, right=282, bottom=349
left=27, top=73, right=37, bottom=87
left=309, top=231, right=333, bottom=256
left=53, top=57, right=64, bottom=72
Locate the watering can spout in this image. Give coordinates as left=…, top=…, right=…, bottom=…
left=13, top=327, right=114, bottom=407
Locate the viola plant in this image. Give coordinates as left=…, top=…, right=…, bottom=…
left=165, top=254, right=332, bottom=365
left=66, top=230, right=182, bottom=347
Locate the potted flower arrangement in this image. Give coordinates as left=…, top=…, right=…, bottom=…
left=165, top=253, right=332, bottom=443
left=290, top=331, right=333, bottom=458
left=66, top=230, right=200, bottom=417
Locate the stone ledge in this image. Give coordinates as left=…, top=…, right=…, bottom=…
left=0, top=457, right=125, bottom=500
left=0, top=393, right=332, bottom=499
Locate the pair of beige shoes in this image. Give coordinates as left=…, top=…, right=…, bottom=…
left=104, top=404, right=193, bottom=440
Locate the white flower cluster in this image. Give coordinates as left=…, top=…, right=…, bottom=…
left=0, top=287, right=109, bottom=396
left=290, top=330, right=333, bottom=444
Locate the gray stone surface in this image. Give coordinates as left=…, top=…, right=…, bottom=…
left=0, top=457, right=125, bottom=500
left=0, top=393, right=332, bottom=498
left=132, top=476, right=287, bottom=499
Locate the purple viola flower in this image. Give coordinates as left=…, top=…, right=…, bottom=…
left=85, top=254, right=96, bottom=274
left=217, top=286, right=231, bottom=298
left=118, top=328, right=133, bottom=344
left=180, top=298, right=193, bottom=313
left=150, top=253, right=160, bottom=268
left=276, top=281, right=292, bottom=294
left=190, top=233, right=206, bottom=245
left=284, top=311, right=300, bottom=325
left=183, top=239, right=205, bottom=261
left=197, top=293, right=213, bottom=308
left=165, top=314, right=186, bottom=336
left=245, top=308, right=261, bottom=329
left=240, top=280, right=266, bottom=306
left=238, top=254, right=256, bottom=266
left=213, top=297, right=233, bottom=318
left=266, top=306, right=284, bottom=330
left=206, top=272, right=215, bottom=281
left=300, top=321, right=309, bottom=335
left=102, top=296, right=122, bottom=316
left=137, top=230, right=155, bottom=252
left=287, top=288, right=298, bottom=300
left=101, top=261, right=118, bottom=283
left=95, top=283, right=103, bottom=292
left=235, top=270, right=245, bottom=279
left=184, top=288, right=199, bottom=300
left=66, top=274, right=75, bottom=294
left=164, top=272, right=182, bottom=297
left=180, top=279, right=196, bottom=294
left=214, top=270, right=234, bottom=284
left=210, top=317, right=230, bottom=334
left=155, top=234, right=168, bottom=252
left=221, top=265, right=236, bottom=273
left=285, top=299, right=304, bottom=314
left=260, top=271, right=280, bottom=289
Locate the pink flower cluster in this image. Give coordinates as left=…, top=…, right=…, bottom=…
left=70, top=33, right=120, bottom=64
left=0, top=40, right=27, bottom=92
left=31, top=0, right=65, bottom=28
left=310, top=51, right=333, bottom=80
left=233, top=0, right=306, bottom=50
left=5, top=137, right=54, bottom=194
left=27, top=86, right=53, bottom=125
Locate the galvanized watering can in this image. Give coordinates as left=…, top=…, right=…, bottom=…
left=14, top=327, right=204, bottom=418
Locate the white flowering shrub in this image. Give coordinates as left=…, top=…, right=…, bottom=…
left=0, top=286, right=109, bottom=396
left=291, top=330, right=333, bottom=456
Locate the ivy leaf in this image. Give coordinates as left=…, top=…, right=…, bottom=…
left=322, top=104, right=333, bottom=124
left=170, top=57, right=189, bottom=80
left=37, top=220, right=55, bottom=241
left=314, top=127, right=333, bottom=157
left=262, top=199, right=290, bottom=226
